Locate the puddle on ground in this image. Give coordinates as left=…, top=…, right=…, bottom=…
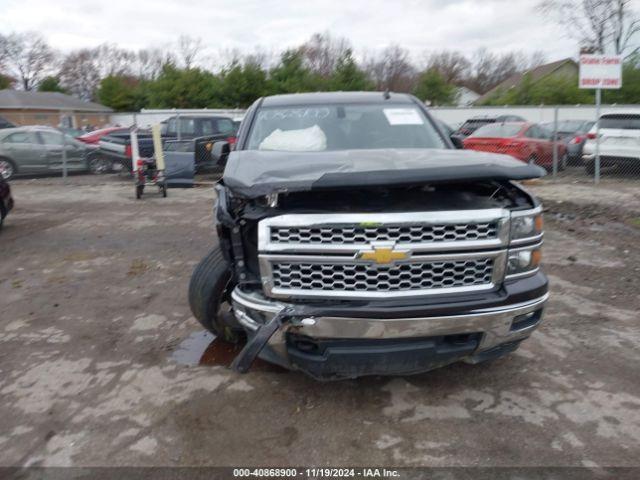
left=171, top=330, right=286, bottom=372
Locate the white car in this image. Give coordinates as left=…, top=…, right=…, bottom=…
left=582, top=112, right=640, bottom=174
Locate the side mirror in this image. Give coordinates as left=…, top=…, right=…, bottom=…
left=450, top=135, right=464, bottom=149
left=211, top=140, right=230, bottom=166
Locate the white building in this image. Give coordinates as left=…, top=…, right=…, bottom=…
left=454, top=87, right=480, bottom=106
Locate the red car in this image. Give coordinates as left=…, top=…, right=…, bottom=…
left=463, top=122, right=567, bottom=170
left=77, top=127, right=128, bottom=145
left=0, top=174, right=14, bottom=229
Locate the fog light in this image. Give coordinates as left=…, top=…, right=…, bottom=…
left=511, top=309, right=543, bottom=331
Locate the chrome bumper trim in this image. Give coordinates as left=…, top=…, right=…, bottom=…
left=231, top=287, right=549, bottom=362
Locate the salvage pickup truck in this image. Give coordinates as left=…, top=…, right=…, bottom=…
left=189, top=92, right=548, bottom=380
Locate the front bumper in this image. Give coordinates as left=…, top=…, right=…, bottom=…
left=231, top=272, right=549, bottom=379
left=583, top=153, right=640, bottom=166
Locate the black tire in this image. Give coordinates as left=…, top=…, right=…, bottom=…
left=188, top=245, right=242, bottom=343
left=136, top=185, right=144, bottom=199
left=88, top=155, right=111, bottom=175
left=0, top=202, right=5, bottom=230
left=0, top=157, right=16, bottom=181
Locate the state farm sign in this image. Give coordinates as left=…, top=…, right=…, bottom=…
left=579, top=54, right=623, bottom=89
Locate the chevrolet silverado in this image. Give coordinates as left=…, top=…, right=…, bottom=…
left=188, top=92, right=548, bottom=380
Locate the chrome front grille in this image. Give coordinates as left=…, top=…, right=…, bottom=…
left=270, top=222, right=498, bottom=245
left=272, top=258, right=494, bottom=293
left=258, top=210, right=510, bottom=300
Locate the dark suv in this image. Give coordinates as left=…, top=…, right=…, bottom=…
left=189, top=92, right=548, bottom=380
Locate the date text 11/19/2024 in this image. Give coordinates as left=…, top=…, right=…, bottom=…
left=233, top=468, right=401, bottom=478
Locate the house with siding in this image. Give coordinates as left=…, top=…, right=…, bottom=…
left=0, top=90, right=112, bottom=129
left=474, top=58, right=579, bottom=105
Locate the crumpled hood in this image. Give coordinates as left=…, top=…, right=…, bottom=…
left=223, top=148, right=546, bottom=198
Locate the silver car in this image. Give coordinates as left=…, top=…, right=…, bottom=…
left=541, top=120, right=595, bottom=164
left=0, top=126, right=93, bottom=180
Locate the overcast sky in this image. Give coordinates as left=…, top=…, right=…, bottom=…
left=2, top=0, right=586, bottom=65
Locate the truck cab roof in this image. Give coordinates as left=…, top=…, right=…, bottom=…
left=261, top=91, right=414, bottom=107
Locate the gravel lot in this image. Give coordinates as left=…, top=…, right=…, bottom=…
left=0, top=175, right=639, bottom=468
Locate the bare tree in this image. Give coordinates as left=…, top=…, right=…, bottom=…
left=611, top=0, right=640, bottom=55
left=540, top=0, right=639, bottom=55
left=57, top=45, right=139, bottom=100
left=58, top=49, right=101, bottom=100
left=465, top=48, right=541, bottom=93
left=1, top=32, right=55, bottom=90
left=299, top=32, right=351, bottom=78
left=528, top=50, right=548, bottom=69
left=0, top=33, right=7, bottom=69
left=177, top=35, right=202, bottom=69
left=135, top=48, right=174, bottom=79
left=424, top=50, right=471, bottom=84
left=364, top=45, right=416, bottom=92
left=93, top=44, right=136, bottom=77
left=244, top=48, right=277, bottom=70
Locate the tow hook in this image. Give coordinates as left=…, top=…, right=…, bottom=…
left=230, top=309, right=291, bottom=373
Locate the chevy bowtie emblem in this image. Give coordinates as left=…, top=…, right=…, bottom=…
left=357, top=244, right=410, bottom=264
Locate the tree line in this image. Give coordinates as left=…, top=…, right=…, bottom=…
left=0, top=31, right=553, bottom=110
left=1, top=0, right=638, bottom=111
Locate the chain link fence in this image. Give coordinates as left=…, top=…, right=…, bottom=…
left=4, top=104, right=639, bottom=184
left=111, top=106, right=640, bottom=183
left=54, top=110, right=247, bottom=178
left=552, top=107, right=640, bottom=182
left=433, top=105, right=640, bottom=183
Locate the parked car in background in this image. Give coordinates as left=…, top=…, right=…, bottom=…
left=463, top=122, right=567, bottom=170
left=0, top=174, right=13, bottom=229
left=161, top=115, right=238, bottom=146
left=0, top=116, right=15, bottom=129
left=59, top=127, right=87, bottom=138
left=540, top=120, right=594, bottom=164
left=97, top=115, right=237, bottom=173
left=77, top=127, right=128, bottom=145
left=94, top=129, right=153, bottom=174
left=0, top=126, right=94, bottom=180
left=452, top=114, right=526, bottom=142
left=434, top=118, right=463, bottom=148
left=582, top=113, right=640, bottom=174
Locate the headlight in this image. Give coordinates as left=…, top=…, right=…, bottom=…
left=511, top=210, right=543, bottom=241
left=507, top=245, right=542, bottom=277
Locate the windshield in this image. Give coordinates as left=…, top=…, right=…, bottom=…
left=246, top=104, right=445, bottom=151
left=470, top=123, right=523, bottom=138
left=458, top=119, right=493, bottom=133
left=599, top=114, right=640, bottom=130
left=541, top=120, right=590, bottom=133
